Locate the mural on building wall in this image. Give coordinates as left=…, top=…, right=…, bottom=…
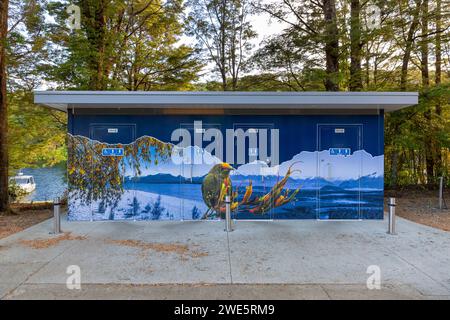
left=67, top=129, right=384, bottom=221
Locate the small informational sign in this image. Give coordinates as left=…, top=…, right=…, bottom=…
left=108, top=128, right=118, bottom=133
left=102, top=148, right=124, bottom=156
left=248, top=148, right=259, bottom=156
left=329, top=148, right=351, bottom=156
left=334, top=128, right=345, bottom=133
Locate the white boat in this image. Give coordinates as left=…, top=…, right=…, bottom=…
left=9, top=173, right=36, bottom=193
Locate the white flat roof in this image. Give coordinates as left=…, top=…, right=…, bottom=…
left=34, top=91, right=418, bottom=112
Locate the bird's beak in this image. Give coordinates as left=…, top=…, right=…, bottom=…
left=221, top=162, right=234, bottom=171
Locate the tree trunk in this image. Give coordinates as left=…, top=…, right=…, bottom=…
left=0, top=0, right=9, bottom=212
left=400, top=0, right=421, bottom=91
left=373, top=56, right=378, bottom=86
left=434, top=0, right=443, bottom=177
left=390, top=150, right=399, bottom=189
left=220, top=0, right=227, bottom=91
left=434, top=0, right=441, bottom=89
left=323, top=0, right=339, bottom=91
left=364, top=43, right=370, bottom=88
left=81, top=0, right=108, bottom=90
left=349, top=0, right=362, bottom=91
left=420, top=0, right=429, bottom=89
left=421, top=0, right=434, bottom=185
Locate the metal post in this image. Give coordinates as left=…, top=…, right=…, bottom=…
left=387, top=197, right=396, bottom=235
left=224, top=195, right=233, bottom=232
left=53, top=197, right=61, bottom=234
left=439, top=176, right=444, bottom=210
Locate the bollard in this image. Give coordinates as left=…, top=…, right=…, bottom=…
left=224, top=195, right=233, bottom=232
left=53, top=197, right=62, bottom=234
left=387, top=197, right=396, bottom=235
left=439, top=176, right=443, bottom=210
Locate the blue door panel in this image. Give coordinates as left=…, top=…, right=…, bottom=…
left=318, top=125, right=362, bottom=220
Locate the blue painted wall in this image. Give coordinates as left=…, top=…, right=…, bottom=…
left=69, top=114, right=384, bottom=156
left=67, top=112, right=384, bottom=221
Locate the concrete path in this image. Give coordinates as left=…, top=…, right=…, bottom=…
left=0, top=216, right=449, bottom=299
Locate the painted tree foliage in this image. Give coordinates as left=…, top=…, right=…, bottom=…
left=67, top=134, right=172, bottom=207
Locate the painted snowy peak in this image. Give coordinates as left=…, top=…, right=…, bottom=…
left=134, top=144, right=383, bottom=181
left=76, top=133, right=383, bottom=184
left=233, top=150, right=383, bottom=180
left=133, top=145, right=222, bottom=178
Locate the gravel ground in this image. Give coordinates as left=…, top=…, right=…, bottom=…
left=384, top=190, right=450, bottom=232
left=0, top=204, right=54, bottom=239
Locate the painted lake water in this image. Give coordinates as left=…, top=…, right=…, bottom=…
left=20, top=166, right=383, bottom=219
left=127, top=183, right=383, bottom=220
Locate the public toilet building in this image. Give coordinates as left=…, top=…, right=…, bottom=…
left=35, top=91, right=418, bottom=221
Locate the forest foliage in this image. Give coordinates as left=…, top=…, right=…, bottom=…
left=3, top=0, right=450, bottom=189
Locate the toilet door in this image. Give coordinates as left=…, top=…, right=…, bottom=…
left=179, top=122, right=223, bottom=220
left=317, top=124, right=362, bottom=220
left=89, top=124, right=136, bottom=221
left=232, top=123, right=276, bottom=220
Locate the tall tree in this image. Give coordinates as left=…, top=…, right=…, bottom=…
left=7, top=0, right=64, bottom=173
left=420, top=0, right=429, bottom=89
left=0, top=0, right=9, bottom=212
left=252, top=34, right=324, bottom=91
left=433, top=0, right=443, bottom=179
left=399, top=0, right=422, bottom=91
left=254, top=0, right=340, bottom=91
left=249, top=0, right=449, bottom=187
left=420, top=0, right=434, bottom=184
left=48, top=0, right=200, bottom=90
left=386, top=0, right=422, bottom=187
left=349, top=0, right=362, bottom=91
left=434, top=0, right=442, bottom=91
left=323, top=0, right=339, bottom=91
left=8, top=92, right=66, bottom=171
left=115, top=1, right=201, bottom=91
left=187, top=0, right=256, bottom=91
left=79, top=0, right=109, bottom=90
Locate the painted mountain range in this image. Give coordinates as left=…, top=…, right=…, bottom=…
left=126, top=144, right=383, bottom=190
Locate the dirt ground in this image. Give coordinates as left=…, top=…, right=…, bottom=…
left=0, top=203, right=54, bottom=239
left=385, top=189, right=450, bottom=232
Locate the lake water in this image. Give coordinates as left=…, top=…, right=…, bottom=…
left=19, top=166, right=67, bottom=202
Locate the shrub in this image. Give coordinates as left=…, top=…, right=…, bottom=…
left=8, top=182, right=28, bottom=203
